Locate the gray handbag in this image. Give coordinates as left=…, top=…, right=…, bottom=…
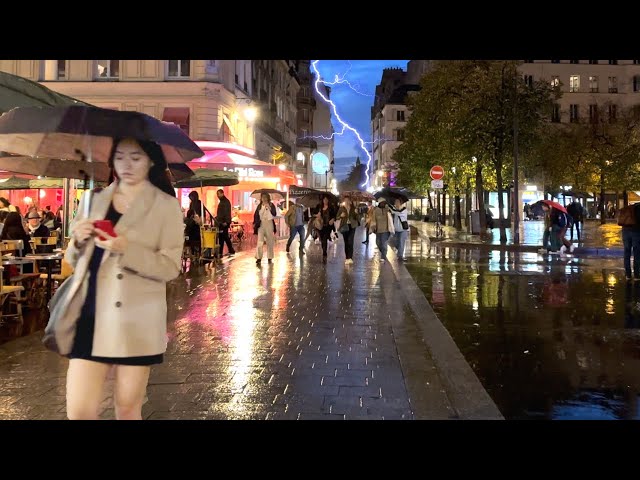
left=42, top=276, right=80, bottom=355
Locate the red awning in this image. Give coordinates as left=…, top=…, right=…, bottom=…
left=162, top=107, right=190, bottom=125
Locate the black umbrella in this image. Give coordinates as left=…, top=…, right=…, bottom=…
left=0, top=105, right=204, bottom=164
left=0, top=152, right=195, bottom=182
left=297, top=191, right=338, bottom=209
left=0, top=71, right=89, bottom=114
left=250, top=189, right=285, bottom=202
left=374, top=187, right=409, bottom=204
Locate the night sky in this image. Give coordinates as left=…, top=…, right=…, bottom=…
left=314, top=60, right=409, bottom=180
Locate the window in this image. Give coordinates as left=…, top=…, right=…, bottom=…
left=589, top=76, right=599, bottom=93
left=301, top=86, right=309, bottom=97
left=551, top=104, right=561, bottom=123
left=550, top=76, right=560, bottom=88
left=589, top=60, right=599, bottom=64
left=235, top=73, right=239, bottom=85
left=396, top=110, right=405, bottom=121
left=396, top=129, right=405, bottom=141
left=301, top=109, right=309, bottom=121
left=608, top=76, right=618, bottom=93
left=609, top=60, right=618, bottom=65
left=609, top=104, right=617, bottom=122
left=296, top=152, right=305, bottom=165
left=96, top=60, right=119, bottom=79
left=168, top=60, right=190, bottom=78
left=570, top=104, right=579, bottom=122
left=634, top=75, right=640, bottom=92
left=300, top=128, right=308, bottom=139
left=523, top=75, right=533, bottom=87
left=570, top=75, right=580, bottom=92
left=57, top=60, right=66, bottom=79
left=570, top=60, right=580, bottom=64
left=589, top=104, right=599, bottom=123
left=162, top=107, right=190, bottom=136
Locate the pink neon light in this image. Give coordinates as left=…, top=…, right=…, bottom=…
left=195, top=141, right=256, bottom=157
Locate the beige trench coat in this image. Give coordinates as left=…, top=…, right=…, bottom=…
left=61, top=181, right=184, bottom=358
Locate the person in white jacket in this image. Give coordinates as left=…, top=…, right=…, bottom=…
left=391, top=198, right=409, bottom=261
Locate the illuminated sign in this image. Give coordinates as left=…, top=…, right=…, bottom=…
left=223, top=166, right=264, bottom=178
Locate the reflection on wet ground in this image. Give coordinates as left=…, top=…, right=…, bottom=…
left=419, top=220, right=623, bottom=248
left=404, top=243, right=640, bottom=419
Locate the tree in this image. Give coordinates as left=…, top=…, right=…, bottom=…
left=338, top=157, right=367, bottom=192
left=394, top=61, right=558, bottom=240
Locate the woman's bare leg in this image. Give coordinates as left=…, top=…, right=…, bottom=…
left=113, top=365, right=151, bottom=420
left=66, top=359, right=112, bottom=420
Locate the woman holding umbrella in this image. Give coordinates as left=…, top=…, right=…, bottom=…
left=61, top=137, right=184, bottom=420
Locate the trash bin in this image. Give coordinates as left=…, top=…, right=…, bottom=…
left=469, top=210, right=481, bottom=234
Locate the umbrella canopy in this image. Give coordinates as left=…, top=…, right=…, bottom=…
left=0, top=175, right=102, bottom=190
left=341, top=190, right=375, bottom=203
left=538, top=199, right=567, bottom=213
left=173, top=168, right=239, bottom=188
left=250, top=189, right=285, bottom=202
left=0, top=153, right=195, bottom=182
left=0, top=105, right=204, bottom=164
left=289, top=185, right=324, bottom=198
left=296, top=191, right=338, bottom=209
left=374, top=187, right=409, bottom=204
left=0, top=71, right=89, bottom=114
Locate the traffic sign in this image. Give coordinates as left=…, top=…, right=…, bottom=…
left=431, top=179, right=444, bottom=189
left=430, top=165, right=444, bottom=180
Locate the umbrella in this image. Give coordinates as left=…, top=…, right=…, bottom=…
left=173, top=168, right=239, bottom=188
left=174, top=168, right=239, bottom=221
left=0, top=175, right=103, bottom=190
left=540, top=199, right=567, bottom=213
left=0, top=105, right=204, bottom=165
left=297, top=191, right=338, bottom=209
left=289, top=185, right=324, bottom=198
left=0, top=71, right=89, bottom=114
left=341, top=190, right=375, bottom=202
left=0, top=153, right=195, bottom=183
left=250, top=189, right=285, bottom=202
left=374, top=187, right=409, bottom=204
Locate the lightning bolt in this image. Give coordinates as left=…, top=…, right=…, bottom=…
left=311, top=60, right=373, bottom=188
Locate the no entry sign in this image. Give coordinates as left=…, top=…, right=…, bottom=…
left=430, top=165, right=444, bottom=180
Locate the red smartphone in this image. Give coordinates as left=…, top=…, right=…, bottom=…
left=94, top=220, right=117, bottom=241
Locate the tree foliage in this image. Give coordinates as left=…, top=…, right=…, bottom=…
left=394, top=60, right=558, bottom=240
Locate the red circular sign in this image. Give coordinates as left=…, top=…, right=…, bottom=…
left=430, top=165, right=444, bottom=180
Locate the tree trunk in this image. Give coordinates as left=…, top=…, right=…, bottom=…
left=476, top=164, right=486, bottom=231
left=454, top=194, right=462, bottom=230
left=496, top=160, right=507, bottom=242
left=599, top=169, right=606, bottom=225
left=623, top=190, right=629, bottom=208
left=427, top=191, right=433, bottom=210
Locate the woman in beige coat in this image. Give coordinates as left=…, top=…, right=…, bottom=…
left=62, top=137, right=184, bottom=420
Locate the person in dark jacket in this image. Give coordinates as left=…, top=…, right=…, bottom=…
left=215, top=189, right=235, bottom=257
left=622, top=202, right=640, bottom=281
left=316, top=194, right=337, bottom=263
left=566, top=200, right=584, bottom=242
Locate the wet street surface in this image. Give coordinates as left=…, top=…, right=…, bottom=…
left=0, top=231, right=484, bottom=420
left=404, top=243, right=640, bottom=419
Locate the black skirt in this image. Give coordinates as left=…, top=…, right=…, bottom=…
left=67, top=203, right=163, bottom=366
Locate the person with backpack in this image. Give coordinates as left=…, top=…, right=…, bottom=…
left=618, top=202, right=640, bottom=281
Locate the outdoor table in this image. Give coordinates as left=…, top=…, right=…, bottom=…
left=25, top=253, right=64, bottom=302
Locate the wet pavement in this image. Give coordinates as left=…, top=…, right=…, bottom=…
left=404, top=242, right=640, bottom=419
left=0, top=230, right=501, bottom=420
left=417, top=219, right=623, bottom=250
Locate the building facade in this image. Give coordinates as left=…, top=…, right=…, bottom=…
left=370, top=61, right=429, bottom=189
left=0, top=60, right=259, bottom=152
left=251, top=60, right=300, bottom=172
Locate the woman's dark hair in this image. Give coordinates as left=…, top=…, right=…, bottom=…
left=0, top=197, right=10, bottom=208
left=0, top=210, right=8, bottom=222
left=1, top=212, right=26, bottom=239
left=261, top=193, right=271, bottom=203
left=108, top=138, right=176, bottom=197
